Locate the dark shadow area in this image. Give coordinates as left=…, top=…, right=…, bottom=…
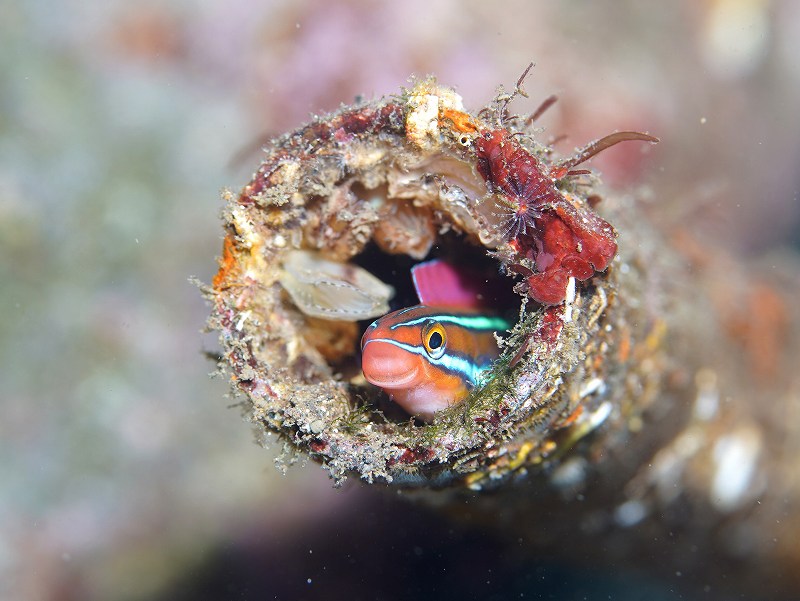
left=155, top=490, right=685, bottom=601
left=352, top=232, right=519, bottom=321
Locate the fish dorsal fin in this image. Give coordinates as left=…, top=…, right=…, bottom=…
left=411, top=259, right=488, bottom=311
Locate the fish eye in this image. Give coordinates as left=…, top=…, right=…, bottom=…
left=422, top=321, right=447, bottom=359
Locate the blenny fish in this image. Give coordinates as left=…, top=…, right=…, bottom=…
left=361, top=261, right=510, bottom=420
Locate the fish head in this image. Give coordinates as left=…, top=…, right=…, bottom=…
left=361, top=305, right=470, bottom=419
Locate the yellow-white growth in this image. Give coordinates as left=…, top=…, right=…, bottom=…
left=405, top=81, right=465, bottom=150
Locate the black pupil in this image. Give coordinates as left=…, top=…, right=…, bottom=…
left=428, top=331, right=443, bottom=349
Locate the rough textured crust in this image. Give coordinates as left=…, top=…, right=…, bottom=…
left=206, top=79, right=661, bottom=485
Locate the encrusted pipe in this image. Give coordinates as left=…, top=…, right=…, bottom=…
left=205, top=74, right=800, bottom=594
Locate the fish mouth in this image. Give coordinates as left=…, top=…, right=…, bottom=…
left=361, top=340, right=421, bottom=390
left=364, top=367, right=421, bottom=389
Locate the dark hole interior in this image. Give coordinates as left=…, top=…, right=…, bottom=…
left=353, top=231, right=519, bottom=329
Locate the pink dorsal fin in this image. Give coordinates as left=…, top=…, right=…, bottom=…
left=411, top=260, right=487, bottom=310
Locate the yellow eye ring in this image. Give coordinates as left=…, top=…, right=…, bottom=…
left=422, top=321, right=447, bottom=359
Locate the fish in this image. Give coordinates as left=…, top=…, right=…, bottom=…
left=360, top=260, right=510, bottom=420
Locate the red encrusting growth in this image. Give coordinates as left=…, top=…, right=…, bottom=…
left=474, top=129, right=621, bottom=305
left=390, top=447, right=437, bottom=466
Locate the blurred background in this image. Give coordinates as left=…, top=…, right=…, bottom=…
left=2, top=1, right=799, bottom=599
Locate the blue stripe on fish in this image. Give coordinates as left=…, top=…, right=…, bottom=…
left=388, top=313, right=509, bottom=332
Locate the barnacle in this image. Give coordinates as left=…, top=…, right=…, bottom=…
left=206, top=77, right=660, bottom=486
left=278, top=250, right=393, bottom=321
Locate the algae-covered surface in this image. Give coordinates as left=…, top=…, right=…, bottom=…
left=2, top=1, right=800, bottom=600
